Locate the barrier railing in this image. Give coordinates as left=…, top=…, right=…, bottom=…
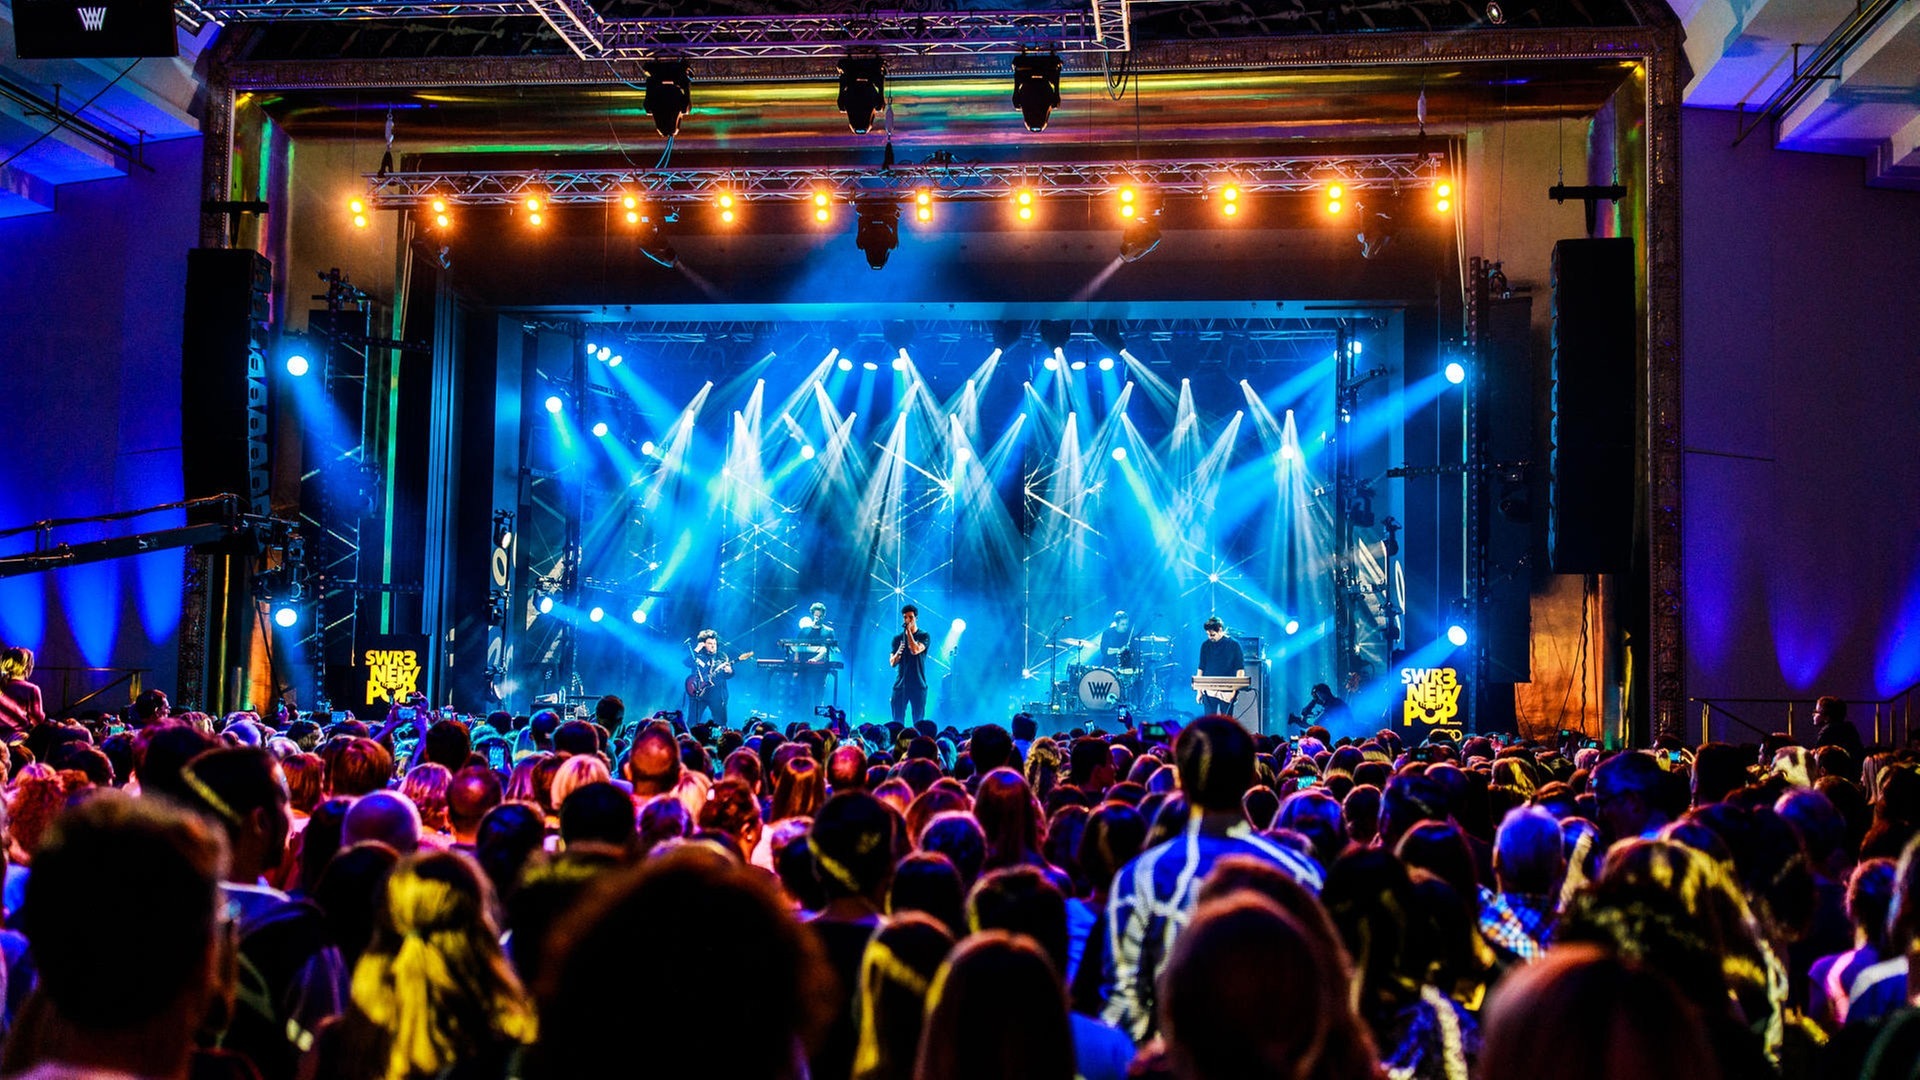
left=35, top=666, right=149, bottom=719
left=1689, top=683, right=1918, bottom=749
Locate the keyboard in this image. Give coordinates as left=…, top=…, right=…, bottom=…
left=756, top=659, right=844, bottom=672
left=1191, top=676, right=1251, bottom=694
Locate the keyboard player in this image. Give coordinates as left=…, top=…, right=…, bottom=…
left=1194, top=615, right=1245, bottom=715
left=789, top=601, right=838, bottom=714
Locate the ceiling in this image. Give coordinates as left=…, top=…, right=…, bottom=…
left=1669, top=0, right=1920, bottom=187
left=7, top=0, right=1911, bottom=226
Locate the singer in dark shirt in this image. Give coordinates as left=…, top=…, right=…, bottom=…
left=1195, top=615, right=1245, bottom=714
left=889, top=604, right=932, bottom=725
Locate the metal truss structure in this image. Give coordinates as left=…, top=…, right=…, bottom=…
left=180, top=0, right=1133, bottom=56
left=366, top=152, right=1446, bottom=208
left=582, top=317, right=1358, bottom=347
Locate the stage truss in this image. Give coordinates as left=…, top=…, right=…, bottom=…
left=180, top=0, right=1133, bottom=55
left=362, top=153, right=1450, bottom=209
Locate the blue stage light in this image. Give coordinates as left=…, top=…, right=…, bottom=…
left=544, top=395, right=563, bottom=414
left=801, top=445, right=816, bottom=460
left=1445, top=361, right=1467, bottom=384
left=273, top=605, right=299, bottom=628
left=641, top=440, right=657, bottom=456
left=538, top=596, right=554, bottom=614
left=838, top=356, right=854, bottom=372
left=1285, top=619, right=1301, bottom=635
left=1098, top=357, right=1115, bottom=371
left=1111, top=446, right=1127, bottom=462
left=285, top=355, right=310, bottom=377
left=591, top=421, right=609, bottom=438
left=632, top=607, right=647, bottom=624
left=588, top=606, right=605, bottom=623
left=1447, top=624, right=1469, bottom=647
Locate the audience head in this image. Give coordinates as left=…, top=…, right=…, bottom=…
left=344, top=790, right=424, bottom=855
left=19, top=794, right=225, bottom=1070
left=1161, top=893, right=1379, bottom=1080
left=559, top=781, right=637, bottom=850
left=810, top=791, right=897, bottom=903
left=625, top=726, right=682, bottom=797
left=966, top=865, right=1068, bottom=973
left=1175, top=718, right=1256, bottom=814
left=473, top=802, right=544, bottom=903
left=915, top=931, right=1074, bottom=1080
left=852, top=913, right=954, bottom=1080
left=1593, top=751, right=1677, bottom=841
left=1479, top=946, right=1721, bottom=1080
left=178, top=746, right=290, bottom=881
left=1495, top=804, right=1567, bottom=896
left=448, top=765, right=503, bottom=841
left=537, top=849, right=833, bottom=1078
left=887, top=851, right=967, bottom=938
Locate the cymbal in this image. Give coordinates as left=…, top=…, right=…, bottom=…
left=1060, top=637, right=1095, bottom=648
left=1136, top=634, right=1172, bottom=643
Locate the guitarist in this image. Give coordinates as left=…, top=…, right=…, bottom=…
left=1194, top=616, right=1246, bottom=716
left=685, top=629, right=738, bottom=729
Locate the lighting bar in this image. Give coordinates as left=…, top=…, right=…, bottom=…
left=182, top=0, right=1130, bottom=57
left=363, top=153, right=1447, bottom=209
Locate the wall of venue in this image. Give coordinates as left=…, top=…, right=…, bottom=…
left=0, top=136, right=203, bottom=705
left=1680, top=106, right=1920, bottom=727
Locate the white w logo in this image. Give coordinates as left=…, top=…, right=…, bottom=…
left=77, top=7, right=107, bottom=29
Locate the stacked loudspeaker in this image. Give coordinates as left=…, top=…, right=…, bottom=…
left=1549, top=238, right=1637, bottom=575
left=182, top=249, right=274, bottom=521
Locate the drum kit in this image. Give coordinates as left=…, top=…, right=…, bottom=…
left=1051, top=634, right=1180, bottom=714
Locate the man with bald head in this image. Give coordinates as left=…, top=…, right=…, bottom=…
left=447, top=765, right=502, bottom=851
left=624, top=724, right=680, bottom=795
left=827, top=743, right=867, bottom=793
left=342, top=790, right=422, bottom=854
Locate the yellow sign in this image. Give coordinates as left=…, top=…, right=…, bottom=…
left=1401, top=667, right=1462, bottom=729
left=365, top=648, right=422, bottom=705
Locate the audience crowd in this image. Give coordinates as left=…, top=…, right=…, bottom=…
left=0, top=681, right=1915, bottom=1079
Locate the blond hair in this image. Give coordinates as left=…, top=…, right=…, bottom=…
left=0, top=648, right=32, bottom=681
left=350, top=852, right=535, bottom=1079
left=549, top=753, right=611, bottom=810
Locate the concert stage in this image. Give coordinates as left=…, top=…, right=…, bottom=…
left=414, top=309, right=1469, bottom=742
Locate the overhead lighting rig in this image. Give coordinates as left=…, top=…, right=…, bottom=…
left=362, top=152, right=1447, bottom=210
left=643, top=61, right=692, bottom=138
left=837, top=57, right=886, bottom=134
left=1011, top=53, right=1064, bottom=131
left=855, top=203, right=901, bottom=269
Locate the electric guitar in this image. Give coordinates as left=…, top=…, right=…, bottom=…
left=686, top=652, right=753, bottom=698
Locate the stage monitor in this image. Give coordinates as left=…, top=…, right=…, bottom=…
left=10, top=0, right=179, bottom=59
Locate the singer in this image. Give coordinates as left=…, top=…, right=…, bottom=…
left=889, top=604, right=932, bottom=725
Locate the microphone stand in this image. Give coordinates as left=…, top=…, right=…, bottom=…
left=1047, top=616, right=1068, bottom=713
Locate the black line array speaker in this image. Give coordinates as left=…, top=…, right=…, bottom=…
left=1480, top=295, right=1535, bottom=683
left=182, top=249, right=273, bottom=524
left=1232, top=660, right=1265, bottom=733
left=1549, top=238, right=1637, bottom=574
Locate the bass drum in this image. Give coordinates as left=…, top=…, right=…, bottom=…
left=1076, top=667, right=1122, bottom=710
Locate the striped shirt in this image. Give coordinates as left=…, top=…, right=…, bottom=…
left=1100, top=812, right=1325, bottom=1043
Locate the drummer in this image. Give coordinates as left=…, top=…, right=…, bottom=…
left=1101, top=610, right=1137, bottom=670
